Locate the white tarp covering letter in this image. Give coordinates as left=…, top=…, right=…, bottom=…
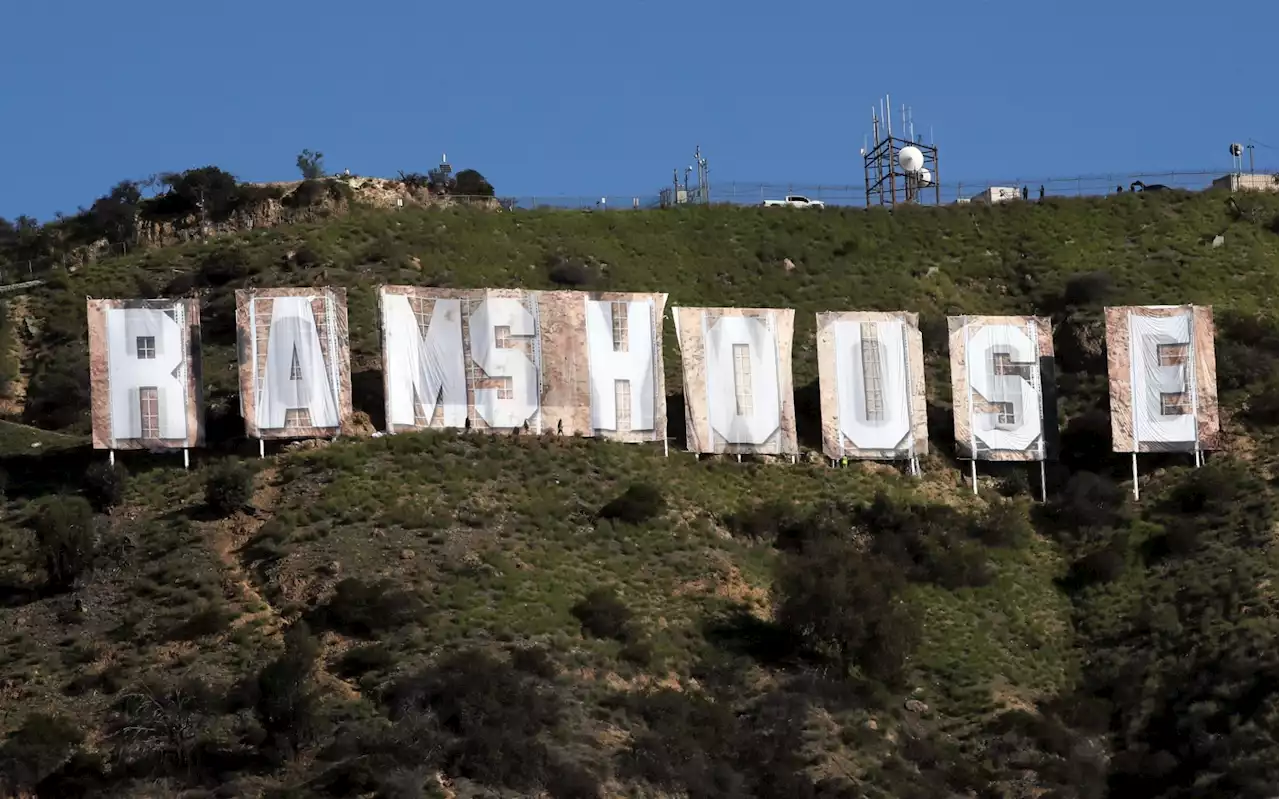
left=105, top=306, right=189, bottom=443
left=1105, top=305, right=1219, bottom=454
left=673, top=306, right=798, bottom=454
left=237, top=288, right=352, bottom=440
left=381, top=292, right=468, bottom=429
left=470, top=294, right=540, bottom=429
left=816, top=311, right=927, bottom=460
left=257, top=296, right=341, bottom=430
left=380, top=288, right=665, bottom=440
left=949, top=315, right=1052, bottom=461
left=706, top=315, right=781, bottom=446
left=585, top=296, right=658, bottom=436
left=1128, top=311, right=1196, bottom=446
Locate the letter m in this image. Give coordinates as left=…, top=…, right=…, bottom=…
left=384, top=293, right=468, bottom=428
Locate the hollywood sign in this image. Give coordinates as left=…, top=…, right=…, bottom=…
left=86, top=289, right=1221, bottom=474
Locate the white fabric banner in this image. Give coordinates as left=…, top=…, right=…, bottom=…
left=833, top=318, right=912, bottom=453
left=674, top=306, right=797, bottom=454
left=585, top=297, right=657, bottom=434
left=1128, top=310, right=1196, bottom=446
left=105, top=306, right=188, bottom=441
left=381, top=288, right=665, bottom=440
left=966, top=320, right=1044, bottom=456
left=256, top=296, right=341, bottom=431
left=470, top=294, right=540, bottom=429
left=705, top=313, right=782, bottom=446
left=383, top=294, right=468, bottom=428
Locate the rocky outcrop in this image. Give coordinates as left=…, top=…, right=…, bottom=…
left=120, top=177, right=503, bottom=263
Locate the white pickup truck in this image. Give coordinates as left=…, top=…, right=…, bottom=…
left=762, top=194, right=825, bottom=209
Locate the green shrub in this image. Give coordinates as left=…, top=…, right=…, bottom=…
left=970, top=503, right=1034, bottom=548
left=547, top=258, right=593, bottom=287
left=616, top=689, right=818, bottom=798
left=1060, top=271, right=1114, bottom=310
left=255, top=622, right=321, bottom=756
left=296, top=149, right=326, bottom=181
left=27, top=495, right=97, bottom=591
left=598, top=483, right=665, bottom=525
left=0, top=713, right=84, bottom=795
left=317, top=578, right=426, bottom=638
left=205, top=459, right=254, bottom=516
left=510, top=645, right=558, bottom=680
left=284, top=179, right=328, bottom=208
left=82, top=461, right=128, bottom=512
left=571, top=587, right=635, bottom=642
left=775, top=539, right=917, bottom=684
left=0, top=300, right=16, bottom=398
left=725, top=499, right=799, bottom=543
left=1064, top=545, right=1127, bottom=589
left=111, top=676, right=221, bottom=772
left=619, top=636, right=655, bottom=667
left=336, top=644, right=396, bottom=680
left=857, top=493, right=994, bottom=589
left=453, top=169, right=495, bottom=197
left=198, top=247, right=253, bottom=287
left=164, top=603, right=235, bottom=642
left=385, top=649, right=582, bottom=795
left=22, top=348, right=90, bottom=430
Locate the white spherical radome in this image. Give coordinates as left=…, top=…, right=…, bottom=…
left=898, top=145, right=924, bottom=174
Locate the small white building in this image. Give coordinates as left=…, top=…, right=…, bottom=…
left=1212, top=173, right=1279, bottom=193
left=970, top=186, right=1021, bottom=205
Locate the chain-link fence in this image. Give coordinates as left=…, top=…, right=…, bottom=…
left=488, top=168, right=1276, bottom=211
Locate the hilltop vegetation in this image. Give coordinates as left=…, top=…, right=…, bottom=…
left=0, top=185, right=1276, bottom=798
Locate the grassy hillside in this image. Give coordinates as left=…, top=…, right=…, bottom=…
left=0, top=189, right=1275, bottom=798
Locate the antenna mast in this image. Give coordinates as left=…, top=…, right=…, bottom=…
left=863, top=94, right=941, bottom=208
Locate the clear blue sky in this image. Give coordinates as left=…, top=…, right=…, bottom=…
left=2, top=0, right=1276, bottom=221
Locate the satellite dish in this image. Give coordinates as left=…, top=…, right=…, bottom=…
left=1230, top=143, right=1243, bottom=157
left=898, top=145, right=924, bottom=173
left=918, top=168, right=932, bottom=186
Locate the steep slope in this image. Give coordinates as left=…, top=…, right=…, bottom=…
left=0, top=189, right=1275, bottom=798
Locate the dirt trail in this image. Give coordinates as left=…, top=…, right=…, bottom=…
left=209, top=466, right=285, bottom=638
left=206, top=464, right=362, bottom=701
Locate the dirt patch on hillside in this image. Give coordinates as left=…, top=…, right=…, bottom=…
left=675, top=560, right=771, bottom=613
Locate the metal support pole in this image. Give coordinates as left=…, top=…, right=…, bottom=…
left=1131, top=453, right=1140, bottom=500
left=183, top=448, right=190, bottom=470
left=259, top=439, right=266, bottom=459
left=108, top=449, right=115, bottom=467
left=1039, top=461, right=1047, bottom=502
left=970, top=460, right=978, bottom=495
left=663, top=438, right=669, bottom=458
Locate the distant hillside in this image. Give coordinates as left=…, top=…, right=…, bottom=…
left=0, top=189, right=1275, bottom=798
